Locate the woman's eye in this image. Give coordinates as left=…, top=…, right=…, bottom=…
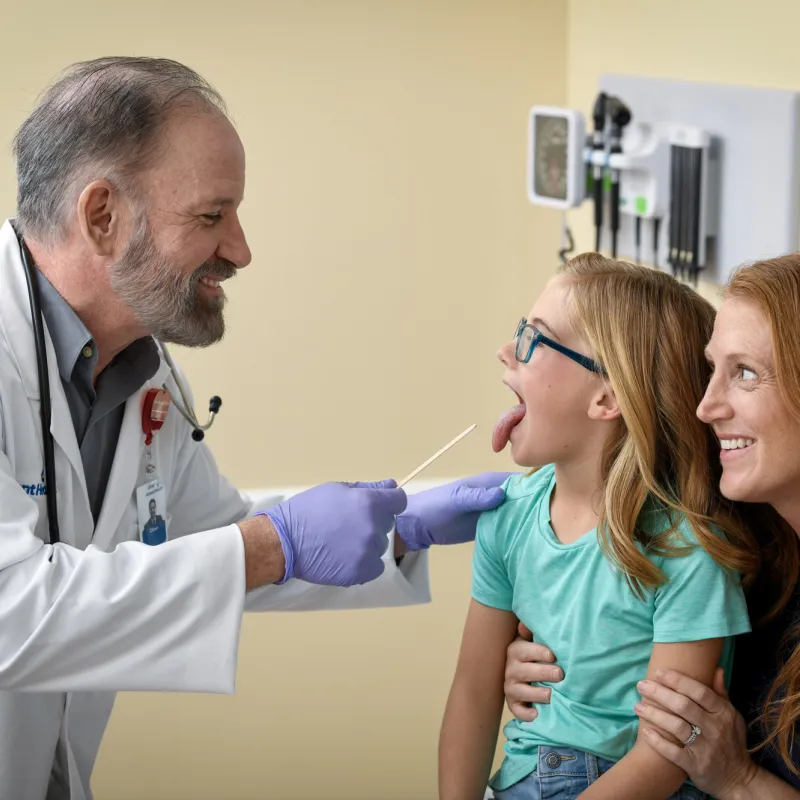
left=739, top=367, right=757, bottom=381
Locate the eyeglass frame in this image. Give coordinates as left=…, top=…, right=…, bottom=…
left=514, top=318, right=605, bottom=375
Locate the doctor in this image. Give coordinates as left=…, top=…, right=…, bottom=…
left=0, top=56, right=509, bottom=800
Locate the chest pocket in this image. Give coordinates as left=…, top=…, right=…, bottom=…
left=2, top=391, right=52, bottom=542
left=12, top=444, right=77, bottom=546
left=19, top=469, right=51, bottom=543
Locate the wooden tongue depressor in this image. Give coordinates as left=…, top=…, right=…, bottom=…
left=397, top=424, right=477, bottom=488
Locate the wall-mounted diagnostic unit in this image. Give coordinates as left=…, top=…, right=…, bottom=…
left=527, top=75, right=800, bottom=286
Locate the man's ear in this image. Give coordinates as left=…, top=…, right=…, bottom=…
left=587, top=380, right=622, bottom=422
left=76, top=180, right=127, bottom=257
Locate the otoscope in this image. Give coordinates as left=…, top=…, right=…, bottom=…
left=591, top=92, right=607, bottom=253
left=606, top=96, right=632, bottom=259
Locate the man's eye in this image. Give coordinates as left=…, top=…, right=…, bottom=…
left=202, top=213, right=222, bottom=223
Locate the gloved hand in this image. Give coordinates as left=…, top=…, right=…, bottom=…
left=394, top=472, right=512, bottom=551
left=257, top=480, right=407, bottom=587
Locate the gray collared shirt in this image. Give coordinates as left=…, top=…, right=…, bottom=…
left=34, top=270, right=160, bottom=523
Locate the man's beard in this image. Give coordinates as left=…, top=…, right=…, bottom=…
left=110, top=219, right=237, bottom=348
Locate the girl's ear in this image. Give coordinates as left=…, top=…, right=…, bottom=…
left=588, top=380, right=621, bottom=422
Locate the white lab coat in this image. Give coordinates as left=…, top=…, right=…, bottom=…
left=0, top=220, right=431, bottom=800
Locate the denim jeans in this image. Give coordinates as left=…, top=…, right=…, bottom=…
left=490, top=746, right=708, bottom=800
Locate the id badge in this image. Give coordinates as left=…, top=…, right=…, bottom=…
left=137, top=478, right=168, bottom=546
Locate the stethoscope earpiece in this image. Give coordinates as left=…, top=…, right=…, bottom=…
left=158, top=342, right=222, bottom=444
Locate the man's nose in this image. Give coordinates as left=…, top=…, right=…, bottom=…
left=219, top=215, right=252, bottom=268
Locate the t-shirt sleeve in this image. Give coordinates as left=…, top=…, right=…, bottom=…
left=471, top=509, right=514, bottom=611
left=652, top=523, right=752, bottom=643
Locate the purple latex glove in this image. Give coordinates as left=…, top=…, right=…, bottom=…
left=257, top=480, right=407, bottom=587
left=395, top=472, right=513, bottom=551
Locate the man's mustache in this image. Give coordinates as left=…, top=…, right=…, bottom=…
left=191, top=259, right=238, bottom=285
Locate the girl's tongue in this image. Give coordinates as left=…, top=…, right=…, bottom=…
left=492, top=403, right=526, bottom=453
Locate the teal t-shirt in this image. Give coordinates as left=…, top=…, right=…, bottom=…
left=472, top=466, right=751, bottom=791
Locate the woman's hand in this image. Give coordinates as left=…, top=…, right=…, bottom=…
left=503, top=622, right=564, bottom=723
left=634, top=666, right=758, bottom=798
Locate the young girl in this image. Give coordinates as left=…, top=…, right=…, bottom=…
left=439, top=254, right=759, bottom=800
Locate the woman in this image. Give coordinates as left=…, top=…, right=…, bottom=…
left=503, top=253, right=800, bottom=798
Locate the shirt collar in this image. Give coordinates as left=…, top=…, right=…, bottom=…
left=34, top=267, right=160, bottom=387
left=35, top=268, right=95, bottom=383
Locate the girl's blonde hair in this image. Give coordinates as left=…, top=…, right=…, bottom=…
left=557, top=253, right=759, bottom=600
left=721, top=254, right=800, bottom=775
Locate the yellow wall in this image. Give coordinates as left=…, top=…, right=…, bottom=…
left=107, top=3, right=798, bottom=797
left=565, top=0, right=800, bottom=308
left=0, top=2, right=567, bottom=798
left=13, top=2, right=796, bottom=797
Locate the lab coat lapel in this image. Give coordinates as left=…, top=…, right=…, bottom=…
left=47, top=333, right=94, bottom=548
left=0, top=220, right=92, bottom=548
left=91, top=359, right=171, bottom=551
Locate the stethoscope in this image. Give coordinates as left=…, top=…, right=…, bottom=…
left=17, top=231, right=223, bottom=545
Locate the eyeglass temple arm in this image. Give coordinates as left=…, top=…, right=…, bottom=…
left=539, top=334, right=605, bottom=375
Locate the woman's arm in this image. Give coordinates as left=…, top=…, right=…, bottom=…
left=636, top=668, right=800, bottom=799
left=725, top=767, right=800, bottom=799
left=578, top=638, right=724, bottom=799
left=439, top=599, right=519, bottom=800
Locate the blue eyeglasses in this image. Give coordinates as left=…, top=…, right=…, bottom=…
left=514, top=318, right=605, bottom=375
